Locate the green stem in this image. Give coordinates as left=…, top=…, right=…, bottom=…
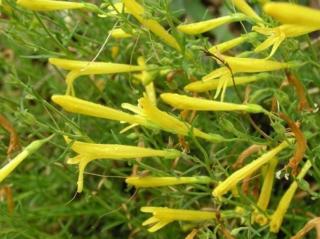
left=33, top=12, right=68, bottom=54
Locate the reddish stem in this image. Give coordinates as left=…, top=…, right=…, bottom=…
left=279, top=112, right=307, bottom=175
left=0, top=115, right=20, bottom=156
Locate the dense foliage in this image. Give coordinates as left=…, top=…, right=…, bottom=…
left=0, top=0, right=320, bottom=238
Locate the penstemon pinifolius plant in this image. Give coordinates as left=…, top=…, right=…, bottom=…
left=0, top=0, right=320, bottom=238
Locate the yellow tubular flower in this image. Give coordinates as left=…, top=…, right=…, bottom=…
left=253, top=24, right=318, bottom=58
left=263, top=2, right=320, bottom=28
left=51, top=95, right=149, bottom=127
left=141, top=207, right=216, bottom=232
left=231, top=0, right=263, bottom=23
left=52, top=94, right=224, bottom=139
left=184, top=73, right=269, bottom=93
left=109, top=28, right=132, bottom=39
left=177, top=13, right=247, bottom=35
left=145, top=83, right=157, bottom=105
left=49, top=58, right=146, bottom=95
left=126, top=176, right=212, bottom=188
left=221, top=55, right=297, bottom=73
left=200, top=56, right=296, bottom=100
left=208, top=32, right=258, bottom=54
left=269, top=160, right=312, bottom=233
left=212, top=141, right=289, bottom=198
left=138, top=95, right=226, bottom=142
left=160, top=93, right=265, bottom=113
left=203, top=56, right=298, bottom=82
left=134, top=56, right=157, bottom=105
left=67, top=139, right=181, bottom=192
left=253, top=157, right=278, bottom=225
left=0, top=136, right=52, bottom=183
left=49, top=58, right=93, bottom=70
left=257, top=157, right=278, bottom=210
left=16, top=0, right=87, bottom=11
left=122, top=0, right=181, bottom=51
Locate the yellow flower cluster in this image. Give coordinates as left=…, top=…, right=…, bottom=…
left=15, top=0, right=316, bottom=236
left=65, top=138, right=181, bottom=192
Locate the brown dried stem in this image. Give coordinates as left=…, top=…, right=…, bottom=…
left=0, top=186, right=14, bottom=215
left=291, top=217, right=320, bottom=239
left=279, top=113, right=307, bottom=175
left=286, top=72, right=312, bottom=112
left=232, top=144, right=266, bottom=169
left=0, top=115, right=20, bottom=156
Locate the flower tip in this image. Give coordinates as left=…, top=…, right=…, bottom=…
left=159, top=93, right=170, bottom=101
left=262, top=3, right=272, bottom=14
left=51, top=94, right=69, bottom=107
left=183, top=82, right=205, bottom=92
left=140, top=207, right=154, bottom=213
left=183, top=84, right=192, bottom=92
left=147, top=228, right=157, bottom=233
left=159, top=93, right=180, bottom=106
left=51, top=95, right=58, bottom=103
left=63, top=136, right=72, bottom=144
left=48, top=57, right=56, bottom=64
left=125, top=177, right=133, bottom=185
left=66, top=157, right=78, bottom=164
left=212, top=188, right=220, bottom=198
